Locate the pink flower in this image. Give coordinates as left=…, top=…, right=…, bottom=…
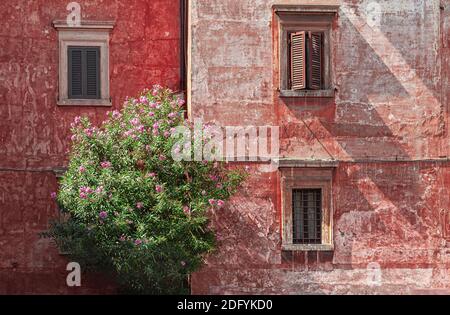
left=124, top=130, right=134, bottom=137
left=101, top=161, right=112, bottom=169
left=95, top=186, right=104, bottom=194
left=79, top=192, right=87, bottom=199
left=149, top=112, right=155, bottom=117
left=134, top=239, right=142, bottom=246
left=84, top=128, right=93, bottom=137
left=216, top=183, right=223, bottom=189
left=217, top=200, right=225, bottom=208
left=153, top=122, right=159, bottom=130
left=208, top=199, right=216, bottom=206
left=146, top=172, right=156, bottom=178
left=79, top=166, right=86, bottom=173
left=159, top=155, right=166, bottom=161
left=152, top=129, right=159, bottom=136
left=99, top=211, right=108, bottom=220
left=155, top=185, right=163, bottom=193
left=50, top=192, right=57, bottom=199
left=139, top=96, right=148, bottom=104
left=177, top=98, right=185, bottom=106
left=183, top=206, right=191, bottom=216
left=152, top=84, right=162, bottom=96
left=74, top=116, right=81, bottom=124
left=209, top=175, right=218, bottom=181
left=130, top=118, right=140, bottom=126
left=136, top=202, right=144, bottom=209
left=164, top=131, right=170, bottom=138
left=119, top=235, right=126, bottom=242
left=168, top=112, right=176, bottom=119
left=71, top=135, right=77, bottom=142
left=112, top=111, right=121, bottom=119
left=79, top=186, right=93, bottom=194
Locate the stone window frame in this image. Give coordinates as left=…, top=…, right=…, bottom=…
left=280, top=164, right=335, bottom=251
left=53, top=20, right=115, bottom=106
left=274, top=5, right=338, bottom=98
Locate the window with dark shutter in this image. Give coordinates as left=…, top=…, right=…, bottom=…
left=289, top=32, right=323, bottom=90
left=292, top=189, right=322, bottom=244
left=68, top=46, right=100, bottom=99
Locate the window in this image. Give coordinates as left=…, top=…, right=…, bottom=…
left=53, top=20, right=114, bottom=106
left=293, top=189, right=322, bottom=244
left=68, top=46, right=100, bottom=99
left=274, top=5, right=338, bottom=97
left=442, top=208, right=450, bottom=241
left=280, top=164, right=335, bottom=251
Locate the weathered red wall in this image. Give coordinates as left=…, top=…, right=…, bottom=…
left=189, top=0, right=450, bottom=294
left=0, top=0, right=180, bottom=294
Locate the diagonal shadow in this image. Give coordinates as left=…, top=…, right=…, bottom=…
left=280, top=7, right=445, bottom=267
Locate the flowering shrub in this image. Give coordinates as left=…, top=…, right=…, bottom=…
left=45, top=85, right=246, bottom=294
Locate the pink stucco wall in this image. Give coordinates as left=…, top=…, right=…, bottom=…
left=189, top=0, right=450, bottom=294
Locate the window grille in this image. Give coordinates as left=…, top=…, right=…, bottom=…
left=292, top=189, right=322, bottom=244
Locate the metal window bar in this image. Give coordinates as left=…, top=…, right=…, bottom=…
left=292, top=189, right=322, bottom=244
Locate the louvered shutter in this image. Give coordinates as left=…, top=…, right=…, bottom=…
left=68, top=48, right=83, bottom=98
left=68, top=47, right=100, bottom=99
left=290, top=31, right=306, bottom=90
left=308, top=32, right=323, bottom=90
left=86, top=48, right=100, bottom=98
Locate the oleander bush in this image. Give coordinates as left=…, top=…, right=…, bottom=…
left=44, top=85, right=246, bottom=294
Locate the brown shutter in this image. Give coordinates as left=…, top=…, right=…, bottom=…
left=290, top=31, right=306, bottom=90
left=308, top=32, right=323, bottom=90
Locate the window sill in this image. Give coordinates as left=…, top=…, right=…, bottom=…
left=279, top=89, right=335, bottom=98
left=282, top=244, right=334, bottom=252
left=57, top=99, right=112, bottom=107
left=276, top=158, right=339, bottom=168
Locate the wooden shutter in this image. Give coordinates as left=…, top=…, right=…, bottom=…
left=86, top=48, right=100, bottom=98
left=308, top=32, right=323, bottom=90
left=290, top=31, right=306, bottom=90
left=68, top=48, right=83, bottom=98
left=68, top=47, right=100, bottom=99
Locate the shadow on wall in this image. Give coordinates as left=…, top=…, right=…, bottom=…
left=280, top=4, right=448, bottom=268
